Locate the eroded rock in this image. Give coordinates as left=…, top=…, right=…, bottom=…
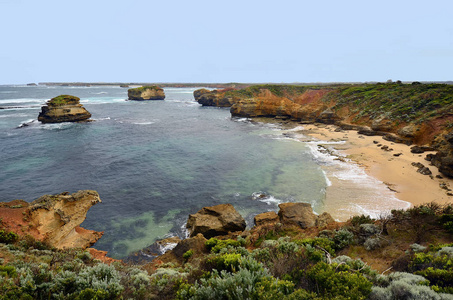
left=278, top=202, right=317, bottom=228
left=254, top=211, right=279, bottom=226
left=38, top=95, right=91, bottom=123
left=128, top=86, right=165, bottom=100
left=28, top=190, right=103, bottom=249
left=186, top=204, right=246, bottom=238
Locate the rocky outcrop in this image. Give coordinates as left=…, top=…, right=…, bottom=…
left=430, top=131, right=453, bottom=177
left=0, top=191, right=102, bottom=249
left=254, top=211, right=279, bottom=226
left=193, top=88, right=211, bottom=101
left=194, top=89, right=239, bottom=107
left=38, top=95, right=91, bottom=123
left=278, top=202, right=318, bottom=228
left=128, top=86, right=165, bottom=100
left=28, top=190, right=103, bottom=249
left=186, top=204, right=246, bottom=238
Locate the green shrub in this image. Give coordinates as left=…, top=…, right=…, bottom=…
left=208, top=253, right=242, bottom=273
left=332, top=228, right=354, bottom=250
left=0, top=230, right=19, bottom=244
left=351, top=215, right=374, bottom=226
left=205, top=238, right=244, bottom=253
left=307, top=261, right=372, bottom=299
left=183, top=250, right=193, bottom=261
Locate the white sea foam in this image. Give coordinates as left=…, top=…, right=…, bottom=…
left=0, top=113, right=28, bottom=118
left=133, top=122, right=155, bottom=125
left=0, top=98, right=45, bottom=104
left=158, top=242, right=178, bottom=254
left=252, top=192, right=283, bottom=206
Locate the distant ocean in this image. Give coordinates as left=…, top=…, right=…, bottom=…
left=0, top=85, right=409, bottom=258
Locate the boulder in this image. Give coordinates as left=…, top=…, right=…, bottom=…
left=254, top=211, right=279, bottom=226
left=278, top=202, right=317, bottom=228
left=171, top=233, right=207, bottom=259
left=38, top=95, right=91, bottom=123
left=128, top=86, right=165, bottom=100
left=316, top=212, right=335, bottom=228
left=186, top=204, right=246, bottom=238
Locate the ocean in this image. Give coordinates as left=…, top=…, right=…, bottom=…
left=0, top=85, right=409, bottom=258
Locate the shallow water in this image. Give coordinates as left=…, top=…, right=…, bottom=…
left=0, top=85, right=409, bottom=258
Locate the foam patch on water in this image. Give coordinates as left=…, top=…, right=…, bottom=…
left=304, top=139, right=411, bottom=219
left=252, top=191, right=283, bottom=206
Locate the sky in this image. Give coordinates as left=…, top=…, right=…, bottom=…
left=1, top=0, right=452, bottom=84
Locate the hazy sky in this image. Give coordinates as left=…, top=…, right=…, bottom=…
left=1, top=0, right=452, bottom=84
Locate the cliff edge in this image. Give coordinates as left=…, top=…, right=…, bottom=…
left=0, top=190, right=103, bottom=249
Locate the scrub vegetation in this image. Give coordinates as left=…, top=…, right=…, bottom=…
left=2, top=203, right=453, bottom=299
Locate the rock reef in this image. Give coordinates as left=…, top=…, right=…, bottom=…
left=38, top=95, right=91, bottom=123
left=0, top=190, right=103, bottom=249
left=128, top=86, right=165, bottom=100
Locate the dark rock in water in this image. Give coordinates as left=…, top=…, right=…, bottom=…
left=128, top=86, right=165, bottom=100
left=278, top=202, right=317, bottom=228
left=119, top=84, right=129, bottom=88
left=186, top=204, right=246, bottom=238
left=27, top=83, right=37, bottom=86
left=38, top=95, right=91, bottom=123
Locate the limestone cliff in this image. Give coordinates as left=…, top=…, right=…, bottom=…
left=38, top=95, right=92, bottom=123
left=128, top=86, right=165, bottom=100
left=0, top=190, right=103, bottom=249
left=194, top=84, right=453, bottom=178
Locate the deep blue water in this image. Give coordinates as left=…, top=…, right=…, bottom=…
left=0, top=85, right=328, bottom=258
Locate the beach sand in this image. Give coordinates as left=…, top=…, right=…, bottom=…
left=295, top=123, right=453, bottom=220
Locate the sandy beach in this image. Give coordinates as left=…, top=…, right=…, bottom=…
left=292, top=123, right=453, bottom=220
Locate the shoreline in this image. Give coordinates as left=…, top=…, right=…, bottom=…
left=296, top=123, right=453, bottom=218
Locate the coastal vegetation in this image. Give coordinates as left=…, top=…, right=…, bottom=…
left=47, top=95, right=80, bottom=107
left=2, top=203, right=453, bottom=299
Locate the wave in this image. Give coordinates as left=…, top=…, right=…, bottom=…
left=0, top=98, right=45, bottom=104
left=252, top=191, right=283, bottom=206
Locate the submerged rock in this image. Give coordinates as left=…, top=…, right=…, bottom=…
left=186, top=204, right=246, bottom=238
left=128, top=86, right=165, bottom=100
left=38, top=95, right=92, bottom=123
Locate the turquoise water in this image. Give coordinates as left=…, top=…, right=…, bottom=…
left=0, top=85, right=328, bottom=258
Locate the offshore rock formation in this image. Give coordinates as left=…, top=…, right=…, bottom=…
left=38, top=95, right=91, bottom=123
left=193, top=88, right=241, bottom=107
left=186, top=204, right=246, bottom=238
left=0, top=191, right=103, bottom=249
left=128, top=86, right=165, bottom=100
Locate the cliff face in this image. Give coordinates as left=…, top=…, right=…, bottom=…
left=0, top=190, right=103, bottom=249
left=128, top=86, right=165, bottom=100
left=194, top=84, right=453, bottom=177
left=38, top=95, right=91, bottom=123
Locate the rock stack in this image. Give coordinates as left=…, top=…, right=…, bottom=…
left=38, top=95, right=91, bottom=123
left=128, top=86, right=165, bottom=100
